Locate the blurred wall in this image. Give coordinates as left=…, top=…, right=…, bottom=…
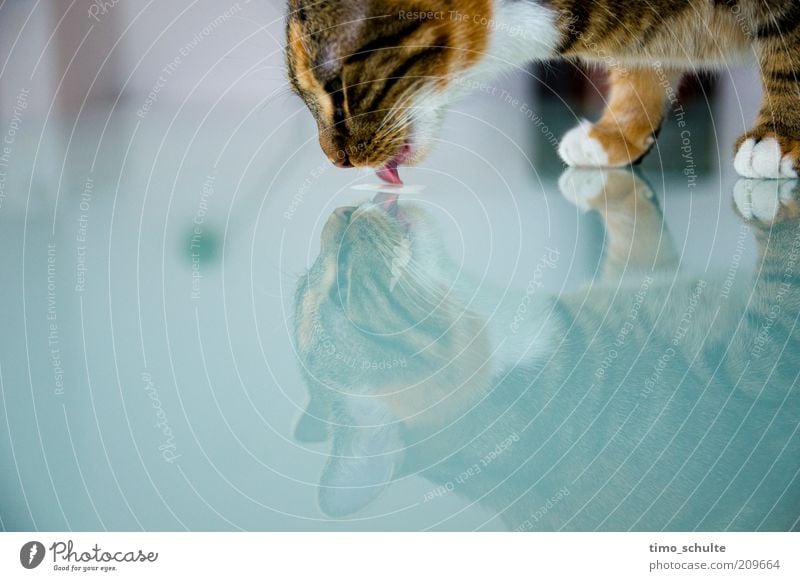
left=0, top=0, right=287, bottom=118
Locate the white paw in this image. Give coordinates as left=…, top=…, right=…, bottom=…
left=733, top=179, right=798, bottom=222
left=558, top=168, right=610, bottom=210
left=734, top=138, right=798, bottom=179
left=558, top=121, right=610, bottom=167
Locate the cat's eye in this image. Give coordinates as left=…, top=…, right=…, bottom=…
left=323, top=76, right=342, bottom=95
left=333, top=105, right=345, bottom=125
left=324, top=76, right=346, bottom=125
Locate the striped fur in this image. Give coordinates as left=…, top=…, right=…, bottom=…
left=287, top=0, right=800, bottom=177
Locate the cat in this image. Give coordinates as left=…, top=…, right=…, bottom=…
left=293, top=172, right=800, bottom=529
left=286, top=0, right=800, bottom=181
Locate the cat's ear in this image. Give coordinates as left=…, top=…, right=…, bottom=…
left=318, top=399, right=404, bottom=517
left=293, top=397, right=330, bottom=443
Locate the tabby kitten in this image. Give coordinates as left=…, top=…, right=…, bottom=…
left=293, top=173, right=800, bottom=528
left=286, top=0, right=800, bottom=180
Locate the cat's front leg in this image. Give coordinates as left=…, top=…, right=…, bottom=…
left=559, top=66, right=683, bottom=168
left=734, top=15, right=800, bottom=179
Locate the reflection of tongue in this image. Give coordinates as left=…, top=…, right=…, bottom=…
left=373, top=192, right=399, bottom=215
left=376, top=160, right=402, bottom=185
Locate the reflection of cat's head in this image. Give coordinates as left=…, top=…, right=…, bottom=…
left=293, top=194, right=492, bottom=517
left=294, top=193, right=456, bottom=372
left=301, top=194, right=434, bottom=331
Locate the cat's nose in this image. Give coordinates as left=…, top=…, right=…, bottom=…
left=332, top=152, right=353, bottom=168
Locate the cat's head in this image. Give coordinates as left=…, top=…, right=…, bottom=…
left=286, top=0, right=491, bottom=183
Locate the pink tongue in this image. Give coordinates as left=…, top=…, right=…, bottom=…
left=375, top=160, right=403, bottom=185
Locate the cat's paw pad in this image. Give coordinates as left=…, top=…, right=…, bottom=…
left=734, top=179, right=800, bottom=224
left=558, top=121, right=611, bottom=167
left=734, top=136, right=800, bottom=179
left=558, top=168, right=610, bottom=210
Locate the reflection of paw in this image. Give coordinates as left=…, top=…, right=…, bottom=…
left=559, top=121, right=611, bottom=167
left=734, top=135, right=800, bottom=179
left=734, top=179, right=800, bottom=224
left=559, top=168, right=653, bottom=211
left=558, top=168, right=609, bottom=210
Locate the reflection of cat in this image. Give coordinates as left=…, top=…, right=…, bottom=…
left=293, top=174, right=800, bottom=530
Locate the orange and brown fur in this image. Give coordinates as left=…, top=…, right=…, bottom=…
left=286, top=0, right=492, bottom=170
left=287, top=0, right=800, bottom=179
